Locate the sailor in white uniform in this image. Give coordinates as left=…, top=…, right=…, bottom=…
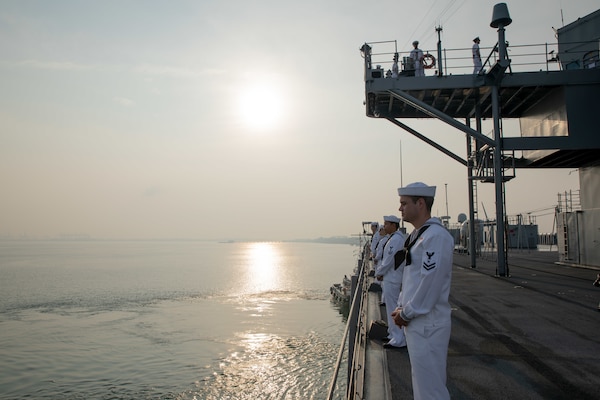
left=392, top=182, right=453, bottom=400
left=370, top=221, right=381, bottom=260
left=375, top=215, right=407, bottom=348
left=372, top=224, right=388, bottom=296
left=472, top=36, right=483, bottom=74
left=391, top=52, right=399, bottom=78
left=410, top=40, right=424, bottom=77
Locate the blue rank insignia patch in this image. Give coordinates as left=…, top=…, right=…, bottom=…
left=422, top=251, right=436, bottom=270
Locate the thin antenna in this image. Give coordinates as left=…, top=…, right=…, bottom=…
left=441, top=183, right=450, bottom=227
left=560, top=8, right=564, bottom=27
left=445, top=183, right=449, bottom=220
left=399, top=140, right=403, bottom=189
left=399, top=140, right=404, bottom=229
left=436, top=25, right=443, bottom=76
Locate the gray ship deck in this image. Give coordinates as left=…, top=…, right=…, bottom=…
left=364, top=250, right=600, bottom=400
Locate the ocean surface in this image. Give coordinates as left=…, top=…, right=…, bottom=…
left=0, top=240, right=357, bottom=399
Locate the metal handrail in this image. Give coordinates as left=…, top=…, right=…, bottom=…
left=363, top=39, right=598, bottom=76
left=326, top=246, right=368, bottom=400
left=346, top=260, right=369, bottom=400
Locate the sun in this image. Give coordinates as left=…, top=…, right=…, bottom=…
left=238, top=82, right=286, bottom=131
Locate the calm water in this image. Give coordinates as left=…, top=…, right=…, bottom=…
left=0, top=240, right=357, bottom=399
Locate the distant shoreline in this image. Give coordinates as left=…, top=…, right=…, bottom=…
left=0, top=236, right=362, bottom=245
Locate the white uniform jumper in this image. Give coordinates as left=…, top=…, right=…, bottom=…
left=376, top=230, right=407, bottom=347
left=410, top=47, right=424, bottom=77
left=370, top=228, right=381, bottom=257
left=391, top=60, right=399, bottom=78
left=373, top=233, right=390, bottom=292
left=400, top=218, right=453, bottom=400
left=472, top=42, right=482, bottom=74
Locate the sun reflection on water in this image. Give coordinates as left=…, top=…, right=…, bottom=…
left=241, top=242, right=282, bottom=295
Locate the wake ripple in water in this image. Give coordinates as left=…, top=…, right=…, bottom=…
left=192, top=332, right=340, bottom=400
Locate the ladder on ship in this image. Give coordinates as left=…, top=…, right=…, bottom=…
left=468, top=143, right=481, bottom=257
left=470, top=133, right=513, bottom=273
left=472, top=179, right=480, bottom=255
left=561, top=213, right=570, bottom=260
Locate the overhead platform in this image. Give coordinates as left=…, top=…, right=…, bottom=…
left=364, top=67, right=600, bottom=169
left=365, top=69, right=600, bottom=120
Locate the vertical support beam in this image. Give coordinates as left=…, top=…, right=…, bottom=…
left=436, top=26, right=443, bottom=77
left=466, top=118, right=477, bottom=268
left=475, top=89, right=482, bottom=151
left=473, top=97, right=483, bottom=266
left=492, top=85, right=507, bottom=276
left=497, top=26, right=508, bottom=62
left=490, top=16, right=510, bottom=276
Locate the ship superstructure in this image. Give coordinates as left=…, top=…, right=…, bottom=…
left=360, top=4, right=600, bottom=272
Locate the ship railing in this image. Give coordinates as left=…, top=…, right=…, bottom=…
left=362, top=39, right=599, bottom=77
left=327, top=242, right=370, bottom=400
left=557, top=189, right=581, bottom=213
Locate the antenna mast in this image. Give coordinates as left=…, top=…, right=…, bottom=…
left=400, top=140, right=404, bottom=229
left=436, top=26, right=443, bottom=76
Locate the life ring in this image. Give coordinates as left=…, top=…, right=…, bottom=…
left=423, top=54, right=436, bottom=69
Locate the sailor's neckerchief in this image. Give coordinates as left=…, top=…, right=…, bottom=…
left=402, top=224, right=431, bottom=267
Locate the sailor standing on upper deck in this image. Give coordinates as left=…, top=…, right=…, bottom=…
left=392, top=182, right=453, bottom=400
left=392, top=52, right=399, bottom=78
left=410, top=41, right=424, bottom=77
left=472, top=36, right=483, bottom=74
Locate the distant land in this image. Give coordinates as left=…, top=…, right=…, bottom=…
left=0, top=235, right=363, bottom=245
left=288, top=236, right=361, bottom=246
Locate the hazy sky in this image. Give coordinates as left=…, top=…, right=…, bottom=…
left=1, top=0, right=597, bottom=240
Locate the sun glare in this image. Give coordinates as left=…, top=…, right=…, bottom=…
left=238, top=83, right=286, bottom=131
left=243, top=242, right=281, bottom=294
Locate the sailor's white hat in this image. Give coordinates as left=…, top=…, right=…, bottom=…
left=371, top=221, right=379, bottom=226
left=383, top=215, right=401, bottom=223
left=397, top=182, right=436, bottom=198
